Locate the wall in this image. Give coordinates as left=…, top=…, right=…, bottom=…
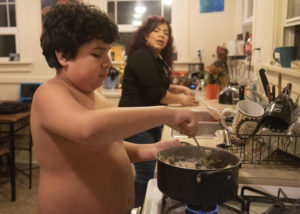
left=173, top=0, right=238, bottom=66
left=0, top=0, right=239, bottom=100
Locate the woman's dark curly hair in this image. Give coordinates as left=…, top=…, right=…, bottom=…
left=41, top=2, right=118, bottom=69
left=126, top=16, right=174, bottom=71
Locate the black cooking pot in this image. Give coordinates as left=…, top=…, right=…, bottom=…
left=156, top=146, right=241, bottom=206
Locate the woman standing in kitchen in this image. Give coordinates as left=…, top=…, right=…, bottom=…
left=119, top=16, right=198, bottom=207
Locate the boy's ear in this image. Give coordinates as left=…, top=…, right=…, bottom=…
left=55, top=51, right=68, bottom=67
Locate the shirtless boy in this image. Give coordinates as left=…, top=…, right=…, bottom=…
left=31, top=2, right=197, bottom=214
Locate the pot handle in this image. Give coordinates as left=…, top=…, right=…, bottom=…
left=196, top=170, right=233, bottom=183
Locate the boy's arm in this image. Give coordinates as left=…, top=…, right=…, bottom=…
left=33, top=84, right=197, bottom=145
left=123, top=139, right=181, bottom=163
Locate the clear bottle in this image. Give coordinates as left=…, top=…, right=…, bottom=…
left=118, top=63, right=125, bottom=88
left=245, top=33, right=252, bottom=56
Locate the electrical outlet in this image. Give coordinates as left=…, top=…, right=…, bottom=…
left=197, top=48, right=202, bottom=60
left=192, top=47, right=202, bottom=60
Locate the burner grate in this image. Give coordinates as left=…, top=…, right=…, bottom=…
left=241, top=186, right=300, bottom=214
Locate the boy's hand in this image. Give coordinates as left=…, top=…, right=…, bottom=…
left=166, top=108, right=198, bottom=138
left=151, top=139, right=182, bottom=158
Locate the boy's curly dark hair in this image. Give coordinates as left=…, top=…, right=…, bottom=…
left=126, top=16, right=174, bottom=71
left=41, top=2, right=119, bottom=69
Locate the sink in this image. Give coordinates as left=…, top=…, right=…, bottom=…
left=171, top=111, right=222, bottom=138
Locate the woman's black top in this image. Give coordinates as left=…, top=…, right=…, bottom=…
left=119, top=46, right=171, bottom=107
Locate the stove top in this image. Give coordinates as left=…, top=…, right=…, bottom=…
left=142, top=179, right=300, bottom=214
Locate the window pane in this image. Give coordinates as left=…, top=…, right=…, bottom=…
left=295, top=25, right=300, bottom=59
left=0, top=5, right=8, bottom=27
left=108, top=2, right=115, bottom=22
left=163, top=5, right=171, bottom=22
left=0, top=35, right=16, bottom=57
left=0, top=0, right=7, bottom=2
left=117, top=1, right=161, bottom=25
left=9, top=4, right=16, bottom=26
left=118, top=32, right=133, bottom=53
left=247, top=0, right=253, bottom=18
left=9, top=0, right=15, bottom=2
left=287, top=0, right=300, bottom=19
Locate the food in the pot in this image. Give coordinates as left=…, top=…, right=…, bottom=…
left=159, top=149, right=232, bottom=170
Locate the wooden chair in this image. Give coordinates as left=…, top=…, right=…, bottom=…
left=14, top=131, right=33, bottom=188
left=0, top=135, right=10, bottom=187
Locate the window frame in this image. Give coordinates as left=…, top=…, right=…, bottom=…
left=282, top=0, right=300, bottom=46
left=0, top=0, right=18, bottom=61
left=107, top=0, right=172, bottom=55
left=108, top=0, right=171, bottom=32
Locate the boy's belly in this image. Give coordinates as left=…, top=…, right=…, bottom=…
left=37, top=141, right=134, bottom=214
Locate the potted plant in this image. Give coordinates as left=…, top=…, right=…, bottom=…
left=205, top=46, right=229, bottom=99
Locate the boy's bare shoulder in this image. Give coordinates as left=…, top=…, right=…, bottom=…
left=32, top=78, right=74, bottom=110
left=36, top=78, right=71, bottom=96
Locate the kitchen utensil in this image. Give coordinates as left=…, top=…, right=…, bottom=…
left=261, top=85, right=295, bottom=132
left=272, top=85, right=275, bottom=101
left=278, top=73, right=282, bottom=94
left=273, top=46, right=298, bottom=67
left=193, top=137, right=200, bottom=147
left=259, top=69, right=269, bottom=98
left=218, top=55, right=247, bottom=104
left=198, top=96, right=221, bottom=120
left=221, top=100, right=264, bottom=142
left=266, top=85, right=272, bottom=103
left=156, top=146, right=241, bottom=205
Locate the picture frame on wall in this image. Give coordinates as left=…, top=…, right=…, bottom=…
left=200, top=0, right=224, bottom=13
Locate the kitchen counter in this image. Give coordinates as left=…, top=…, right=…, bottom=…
left=160, top=95, right=300, bottom=188
left=99, top=87, right=122, bottom=98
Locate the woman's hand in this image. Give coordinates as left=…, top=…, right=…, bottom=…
left=169, top=84, right=195, bottom=96
left=180, top=95, right=199, bottom=106
left=183, top=87, right=195, bottom=96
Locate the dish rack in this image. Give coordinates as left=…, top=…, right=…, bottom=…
left=220, top=125, right=300, bottom=165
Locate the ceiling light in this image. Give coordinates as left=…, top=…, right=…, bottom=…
left=135, top=6, right=146, bottom=14
left=163, top=0, right=172, bottom=5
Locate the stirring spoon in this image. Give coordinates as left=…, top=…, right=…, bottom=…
left=193, top=137, right=200, bottom=148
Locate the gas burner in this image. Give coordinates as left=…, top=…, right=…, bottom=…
left=241, top=186, right=300, bottom=214
left=142, top=179, right=300, bottom=214
left=186, top=204, right=218, bottom=214
left=161, top=195, right=243, bottom=214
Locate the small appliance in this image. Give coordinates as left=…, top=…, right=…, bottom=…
left=218, top=55, right=246, bottom=104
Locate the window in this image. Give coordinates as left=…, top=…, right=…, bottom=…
left=283, top=0, right=300, bottom=59
left=107, top=0, right=172, bottom=51
left=0, top=0, right=17, bottom=58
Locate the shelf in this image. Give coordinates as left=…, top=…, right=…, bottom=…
left=261, top=63, right=300, bottom=79
left=112, top=60, right=200, bottom=65
left=0, top=60, right=32, bottom=65
left=0, top=60, right=33, bottom=73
